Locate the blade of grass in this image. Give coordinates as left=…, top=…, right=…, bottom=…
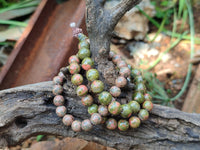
left=171, top=7, right=177, bottom=42
left=178, top=0, right=185, bottom=18
left=0, top=19, right=27, bottom=27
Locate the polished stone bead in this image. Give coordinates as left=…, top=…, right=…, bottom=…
left=58, top=72, right=65, bottom=78
left=131, top=68, right=141, bottom=78
left=71, top=74, right=83, bottom=86
left=129, top=116, right=141, bottom=128
left=112, top=55, right=122, bottom=64
left=76, top=85, right=88, bottom=96
left=135, top=83, right=146, bottom=93
left=86, top=69, right=99, bottom=81
left=118, top=119, right=129, bottom=131
left=98, top=91, right=112, bottom=106
left=69, top=63, right=80, bottom=74
left=135, top=75, right=144, bottom=83
left=68, top=55, right=80, bottom=64
left=120, top=104, right=132, bottom=118
left=98, top=105, right=108, bottom=116
left=90, top=113, right=102, bottom=125
left=144, top=93, right=152, bottom=101
left=128, top=100, right=140, bottom=113
left=117, top=60, right=128, bottom=68
left=132, top=92, right=144, bottom=104
left=77, top=33, right=87, bottom=41
left=81, top=119, right=93, bottom=131
left=53, top=76, right=63, bottom=85
left=108, top=101, right=122, bottom=115
left=142, top=100, right=153, bottom=111
left=138, top=109, right=149, bottom=121
left=62, top=114, right=74, bottom=126
left=78, top=47, right=91, bottom=60
left=119, top=67, right=131, bottom=77
left=110, top=86, right=121, bottom=97
left=78, top=40, right=90, bottom=49
left=56, top=106, right=66, bottom=117
left=106, top=118, right=117, bottom=130
left=81, top=95, right=93, bottom=106
left=82, top=57, right=94, bottom=71
left=71, top=120, right=82, bottom=132
left=53, top=95, right=65, bottom=106
left=52, top=85, right=63, bottom=95
left=115, top=76, right=127, bottom=88
left=88, top=104, right=98, bottom=114
left=91, top=80, right=104, bottom=93
left=109, top=51, right=115, bottom=59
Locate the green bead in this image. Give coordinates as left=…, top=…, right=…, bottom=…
left=77, top=33, right=87, bottom=41
left=86, top=69, right=99, bottom=81
left=143, top=100, right=153, bottom=111
left=129, top=116, right=141, bottom=128
left=118, top=119, right=129, bottom=131
left=135, top=75, right=144, bottom=83
left=108, top=101, right=122, bottom=115
left=138, top=109, right=149, bottom=121
left=78, top=47, right=91, bottom=59
left=144, top=93, right=152, bottom=101
left=76, top=85, right=88, bottom=96
left=82, top=57, right=94, bottom=71
left=91, top=80, right=104, bottom=93
left=120, top=104, right=132, bottom=118
left=88, top=104, right=98, bottom=115
left=132, top=92, right=144, bottom=104
left=98, top=91, right=112, bottom=106
left=131, top=68, right=141, bottom=78
left=71, top=74, right=83, bottom=85
left=135, top=83, right=146, bottom=93
left=129, top=101, right=140, bottom=113
left=79, top=40, right=89, bottom=49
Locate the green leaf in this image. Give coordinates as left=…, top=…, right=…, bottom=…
left=36, top=135, right=44, bottom=141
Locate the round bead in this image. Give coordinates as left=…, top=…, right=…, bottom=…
left=81, top=95, right=93, bottom=106
left=135, top=75, right=144, bottom=83
left=112, top=55, right=121, bottom=64
left=110, top=86, right=121, bottom=97
left=117, top=60, right=128, bottom=68
left=86, top=69, right=99, bottom=81
left=78, top=47, right=91, bottom=59
left=120, top=104, right=132, bottom=118
left=144, top=93, right=152, bottom=101
left=88, top=104, right=98, bottom=114
left=109, top=51, right=115, bottom=59
left=81, top=119, right=92, bottom=131
left=98, top=91, right=112, bottom=106
left=115, top=76, right=127, bottom=88
left=71, top=74, right=83, bottom=85
left=129, top=101, right=140, bottom=113
left=77, top=33, right=87, bottom=41
left=58, top=72, right=65, bottom=78
left=90, top=113, right=102, bottom=125
left=91, top=80, right=104, bottom=93
left=108, top=101, right=122, bottom=115
left=71, top=120, right=82, bottom=132
left=82, top=57, right=94, bottom=71
left=76, top=85, right=88, bottom=96
left=53, top=76, right=63, bottom=85
left=132, top=92, right=144, bottom=104
left=52, top=85, right=63, bottom=95
left=106, top=118, right=117, bottom=130
left=53, top=95, right=65, bottom=106
left=143, top=101, right=153, bottom=111
left=68, top=55, right=80, bottom=64
left=118, top=120, right=129, bottom=131
left=131, top=69, right=141, bottom=78
left=135, top=83, right=146, bottom=93
left=119, top=67, right=131, bottom=77
left=78, top=40, right=90, bottom=49
left=129, top=116, right=141, bottom=128
left=56, top=106, right=66, bottom=117
left=62, top=114, right=74, bottom=126
left=98, top=105, right=108, bottom=116
left=138, top=109, right=149, bottom=121
left=69, top=63, right=80, bottom=74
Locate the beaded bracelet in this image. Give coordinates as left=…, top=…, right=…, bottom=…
left=52, top=25, right=153, bottom=132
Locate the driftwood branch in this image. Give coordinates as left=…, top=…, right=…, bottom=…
left=0, top=81, right=200, bottom=149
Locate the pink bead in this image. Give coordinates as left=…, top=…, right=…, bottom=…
left=110, top=86, right=121, bottom=97
left=81, top=119, right=93, bottom=131
left=71, top=120, right=82, bottom=132
left=53, top=76, right=63, bottom=85
left=115, top=76, right=127, bottom=88
left=112, top=55, right=122, bottom=64
left=56, top=106, right=66, bottom=117
left=117, top=60, right=127, bottom=68
left=68, top=55, right=80, bottom=64
left=90, top=113, right=102, bottom=125
left=62, top=114, right=74, bottom=126
left=53, top=95, right=64, bottom=106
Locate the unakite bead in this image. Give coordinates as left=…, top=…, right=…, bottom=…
left=78, top=47, right=91, bottom=59
left=56, top=106, right=66, bottom=117
left=135, top=83, right=146, bottom=93
left=117, top=60, right=128, bottom=68
left=62, top=114, right=74, bottom=126
left=76, top=85, right=88, bottom=96
left=98, top=91, right=112, bottom=106
left=81, top=95, right=93, bottom=106
left=135, top=75, right=144, bottom=83
left=118, top=120, right=129, bottom=131
left=77, top=33, right=87, bottom=41
left=132, top=92, right=144, bottom=104
left=129, top=116, right=141, bottom=128
left=88, top=104, right=98, bottom=114
left=119, top=67, right=131, bottom=77
left=115, top=76, right=127, bottom=88
left=81, top=119, right=92, bottom=131
left=82, top=57, right=94, bottom=71
left=91, top=80, right=104, bottom=93
left=71, top=74, right=83, bottom=85
left=71, top=120, right=82, bottom=132
left=112, top=55, right=122, bottom=64
left=129, top=101, right=140, bottom=113
left=110, top=86, right=121, bottom=97
left=53, top=95, right=65, bottom=106
left=69, top=63, right=80, bottom=74
left=86, top=69, right=99, bottom=81
left=52, top=85, right=63, bottom=95
left=68, top=55, right=80, bottom=64
left=78, top=40, right=90, bottom=49
left=98, top=105, right=108, bottom=116
left=120, top=104, right=132, bottom=118
left=144, top=93, right=152, bottom=101
left=109, top=51, right=115, bottom=59
left=106, top=118, right=117, bottom=130
left=142, top=100, right=153, bottom=111
left=138, top=109, right=149, bottom=121
left=108, top=101, right=122, bottom=115
left=90, top=113, right=102, bottom=125
left=53, top=76, right=63, bottom=85
left=131, top=68, right=141, bottom=78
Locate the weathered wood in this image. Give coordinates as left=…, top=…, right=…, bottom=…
left=0, top=81, right=200, bottom=150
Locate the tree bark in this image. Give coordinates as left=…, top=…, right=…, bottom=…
left=0, top=81, right=200, bottom=150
